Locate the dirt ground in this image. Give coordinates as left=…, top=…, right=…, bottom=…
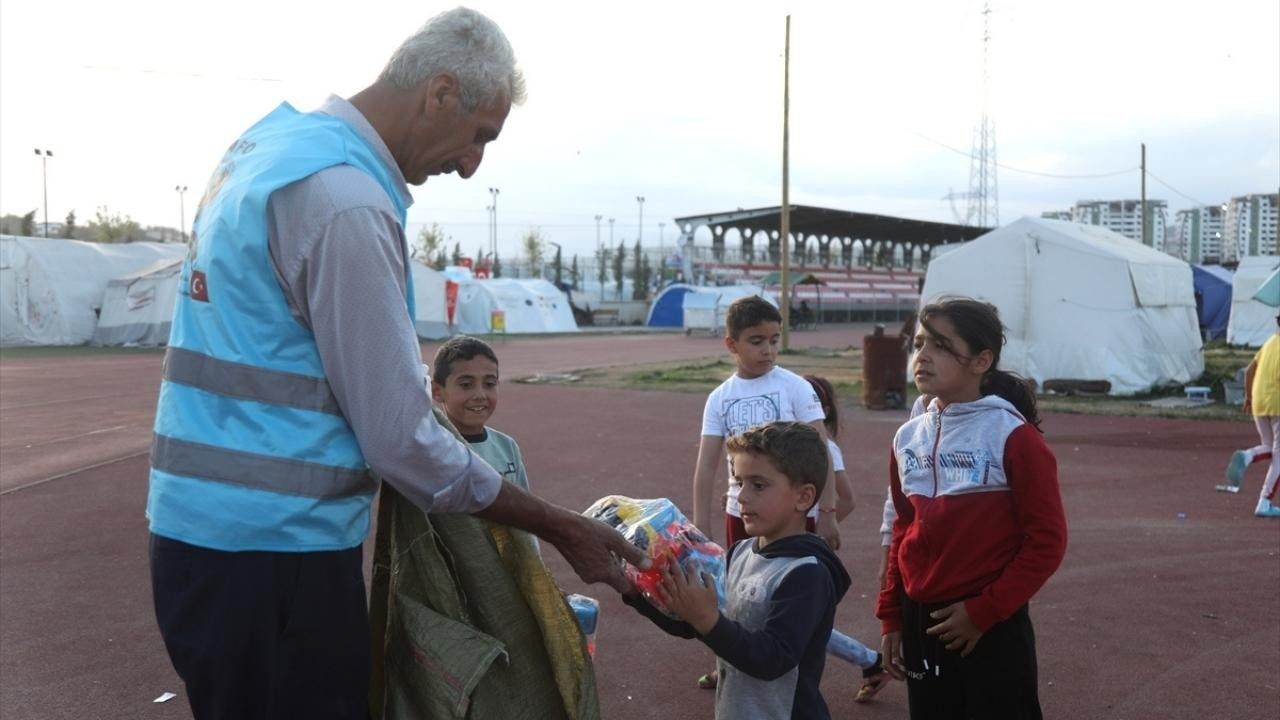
left=1, top=326, right=1276, bottom=719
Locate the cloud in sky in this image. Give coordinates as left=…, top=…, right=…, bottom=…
left=2, top=0, right=1276, bottom=259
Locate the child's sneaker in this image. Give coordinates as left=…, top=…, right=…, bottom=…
left=854, top=654, right=892, bottom=703
left=1220, top=450, right=1250, bottom=492
left=1255, top=499, right=1280, bottom=518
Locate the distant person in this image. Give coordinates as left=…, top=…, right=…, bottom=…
left=431, top=336, right=539, bottom=551
left=627, top=421, right=851, bottom=720
left=145, top=8, right=645, bottom=717
left=804, top=374, right=898, bottom=704
left=1224, top=316, right=1280, bottom=517
left=878, top=298, right=1067, bottom=719
left=799, top=299, right=814, bottom=326
left=690, top=295, right=840, bottom=688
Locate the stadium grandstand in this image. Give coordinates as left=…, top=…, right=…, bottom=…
left=671, top=205, right=988, bottom=321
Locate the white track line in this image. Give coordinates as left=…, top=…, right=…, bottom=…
left=0, top=450, right=150, bottom=496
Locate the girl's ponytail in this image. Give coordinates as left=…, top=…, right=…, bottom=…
left=981, top=368, right=1041, bottom=430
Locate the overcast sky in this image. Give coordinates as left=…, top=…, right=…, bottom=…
left=2, top=0, right=1277, bottom=259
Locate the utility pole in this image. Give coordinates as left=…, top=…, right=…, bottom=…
left=1140, top=143, right=1148, bottom=246
left=34, top=149, right=53, bottom=237
left=175, top=185, right=189, bottom=242
left=594, top=214, right=603, bottom=251
left=608, top=217, right=615, bottom=246
left=780, top=15, right=792, bottom=350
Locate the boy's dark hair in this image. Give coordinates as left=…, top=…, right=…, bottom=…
left=431, top=336, right=499, bottom=385
left=918, top=297, right=1040, bottom=429
left=725, top=421, right=827, bottom=506
left=725, top=295, right=782, bottom=339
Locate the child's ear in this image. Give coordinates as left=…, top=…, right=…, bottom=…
left=430, top=381, right=444, bottom=402
left=723, top=333, right=737, bottom=355
left=971, top=348, right=995, bottom=376
left=796, top=483, right=817, bottom=512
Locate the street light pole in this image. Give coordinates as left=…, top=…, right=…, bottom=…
left=34, top=149, right=53, bottom=237
left=636, top=196, right=645, bottom=245
left=608, top=217, right=615, bottom=247
left=488, top=187, right=500, bottom=257
left=658, top=221, right=666, bottom=282
left=175, top=185, right=189, bottom=243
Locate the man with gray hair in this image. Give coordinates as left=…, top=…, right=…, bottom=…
left=147, top=8, right=646, bottom=717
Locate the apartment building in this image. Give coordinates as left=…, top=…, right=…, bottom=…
left=1174, top=205, right=1224, bottom=264
left=1222, top=193, right=1278, bottom=260
left=1072, top=199, right=1168, bottom=251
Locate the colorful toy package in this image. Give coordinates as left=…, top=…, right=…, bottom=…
left=566, top=593, right=599, bottom=657
left=584, top=495, right=726, bottom=618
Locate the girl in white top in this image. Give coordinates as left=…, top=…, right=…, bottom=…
left=803, top=374, right=899, bottom=704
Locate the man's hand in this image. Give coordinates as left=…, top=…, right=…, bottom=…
left=544, top=511, right=651, bottom=594
left=654, top=551, right=720, bottom=635
left=926, top=601, right=984, bottom=656
left=475, top=483, right=649, bottom=594
left=815, top=511, right=841, bottom=550
left=880, top=632, right=905, bottom=680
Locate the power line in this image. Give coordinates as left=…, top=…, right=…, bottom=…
left=1144, top=170, right=1213, bottom=208
left=910, top=129, right=1138, bottom=179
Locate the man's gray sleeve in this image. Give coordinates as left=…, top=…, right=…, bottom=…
left=268, top=181, right=502, bottom=513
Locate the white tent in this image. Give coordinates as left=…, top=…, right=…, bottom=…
left=409, top=260, right=449, bottom=340
left=453, top=278, right=578, bottom=334
left=1226, top=255, right=1280, bottom=347
left=1, top=236, right=187, bottom=347
left=920, top=217, right=1203, bottom=395
left=681, top=285, right=779, bottom=334
left=92, top=256, right=184, bottom=346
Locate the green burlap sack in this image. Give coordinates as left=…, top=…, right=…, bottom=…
left=369, top=408, right=600, bottom=720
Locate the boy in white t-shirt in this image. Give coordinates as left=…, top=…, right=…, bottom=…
left=689, top=295, right=840, bottom=688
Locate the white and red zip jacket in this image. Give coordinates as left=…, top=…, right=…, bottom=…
left=876, top=395, right=1067, bottom=634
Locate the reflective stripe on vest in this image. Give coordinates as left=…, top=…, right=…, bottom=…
left=163, top=346, right=343, bottom=415
left=148, top=103, right=411, bottom=552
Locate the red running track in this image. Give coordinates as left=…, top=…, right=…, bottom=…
left=1, top=327, right=1276, bottom=719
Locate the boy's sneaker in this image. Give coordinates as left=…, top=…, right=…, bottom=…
left=854, top=654, right=892, bottom=703
left=1255, top=499, right=1280, bottom=518
left=1219, top=450, right=1250, bottom=492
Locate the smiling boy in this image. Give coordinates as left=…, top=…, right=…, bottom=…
left=430, top=336, right=531, bottom=494
left=627, top=421, right=851, bottom=720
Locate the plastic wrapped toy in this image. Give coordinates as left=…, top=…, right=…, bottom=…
left=584, top=495, right=726, bottom=618
left=566, top=593, right=599, bottom=657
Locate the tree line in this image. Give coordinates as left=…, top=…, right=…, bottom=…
left=411, top=222, right=656, bottom=300
left=0, top=206, right=169, bottom=243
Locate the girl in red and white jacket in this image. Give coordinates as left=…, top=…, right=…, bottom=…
left=876, top=298, right=1067, bottom=720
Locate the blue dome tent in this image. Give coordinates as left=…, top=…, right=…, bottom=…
left=646, top=284, right=696, bottom=327
left=1191, top=264, right=1232, bottom=341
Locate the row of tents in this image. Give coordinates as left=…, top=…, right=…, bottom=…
left=4, top=220, right=1278, bottom=397
left=0, top=236, right=578, bottom=348
left=644, top=217, right=1278, bottom=396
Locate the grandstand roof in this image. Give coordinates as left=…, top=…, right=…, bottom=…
left=673, top=205, right=988, bottom=246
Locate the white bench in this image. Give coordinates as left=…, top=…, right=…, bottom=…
left=1183, top=386, right=1210, bottom=402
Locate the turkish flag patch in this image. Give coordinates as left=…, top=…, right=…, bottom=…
left=190, top=270, right=210, bottom=302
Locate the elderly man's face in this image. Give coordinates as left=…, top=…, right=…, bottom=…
left=404, top=80, right=510, bottom=185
